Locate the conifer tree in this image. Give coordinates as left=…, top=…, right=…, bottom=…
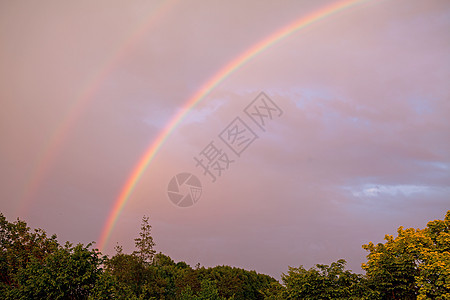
left=133, top=215, right=156, bottom=264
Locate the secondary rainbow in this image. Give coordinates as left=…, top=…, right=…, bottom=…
left=98, top=0, right=374, bottom=251
left=17, top=0, right=177, bottom=217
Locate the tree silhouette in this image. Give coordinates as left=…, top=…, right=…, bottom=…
left=133, top=215, right=156, bottom=264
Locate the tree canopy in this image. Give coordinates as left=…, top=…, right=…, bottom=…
left=362, top=210, right=450, bottom=299
left=0, top=211, right=448, bottom=299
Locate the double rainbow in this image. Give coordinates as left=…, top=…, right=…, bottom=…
left=97, top=0, right=374, bottom=251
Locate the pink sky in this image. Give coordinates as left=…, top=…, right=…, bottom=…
left=1, top=0, right=449, bottom=278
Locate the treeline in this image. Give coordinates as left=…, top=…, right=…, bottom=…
left=0, top=211, right=449, bottom=299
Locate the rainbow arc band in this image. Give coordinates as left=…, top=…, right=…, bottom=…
left=16, top=0, right=177, bottom=216
left=97, top=0, right=374, bottom=252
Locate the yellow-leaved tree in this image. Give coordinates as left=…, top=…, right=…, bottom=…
left=362, top=210, right=450, bottom=300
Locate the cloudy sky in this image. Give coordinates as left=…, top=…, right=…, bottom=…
left=1, top=0, right=449, bottom=278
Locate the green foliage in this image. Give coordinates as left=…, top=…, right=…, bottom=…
left=0, top=213, right=59, bottom=289
left=12, top=243, right=104, bottom=299
left=1, top=210, right=448, bottom=299
left=0, top=213, right=106, bottom=299
left=198, top=279, right=223, bottom=299
left=195, top=265, right=276, bottom=299
left=180, top=279, right=233, bottom=300
left=106, top=252, right=147, bottom=295
left=281, top=259, right=368, bottom=299
left=133, top=215, right=156, bottom=265
left=259, top=281, right=285, bottom=300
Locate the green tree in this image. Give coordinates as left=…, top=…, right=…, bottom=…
left=106, top=251, right=147, bottom=296
left=133, top=215, right=156, bottom=264
left=197, top=279, right=223, bottom=300
left=11, top=242, right=104, bottom=299
left=281, top=259, right=367, bottom=299
left=196, top=265, right=277, bottom=300
left=259, top=281, right=285, bottom=300
left=0, top=213, right=115, bottom=299
left=180, top=279, right=224, bottom=300
left=0, top=212, right=59, bottom=293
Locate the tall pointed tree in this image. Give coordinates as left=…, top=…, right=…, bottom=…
left=133, top=215, right=156, bottom=264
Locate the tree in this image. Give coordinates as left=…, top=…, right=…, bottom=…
left=106, top=251, right=147, bottom=296
left=416, top=211, right=450, bottom=299
left=281, top=259, right=368, bottom=299
left=133, top=215, right=156, bottom=264
left=362, top=210, right=450, bottom=299
left=11, top=242, right=104, bottom=300
left=0, top=212, right=110, bottom=299
left=259, top=281, right=286, bottom=300
left=180, top=279, right=224, bottom=300
left=196, top=265, right=277, bottom=299
left=0, top=212, right=59, bottom=293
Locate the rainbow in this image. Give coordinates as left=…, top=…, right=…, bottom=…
left=17, top=0, right=177, bottom=217
left=97, top=0, right=374, bottom=251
